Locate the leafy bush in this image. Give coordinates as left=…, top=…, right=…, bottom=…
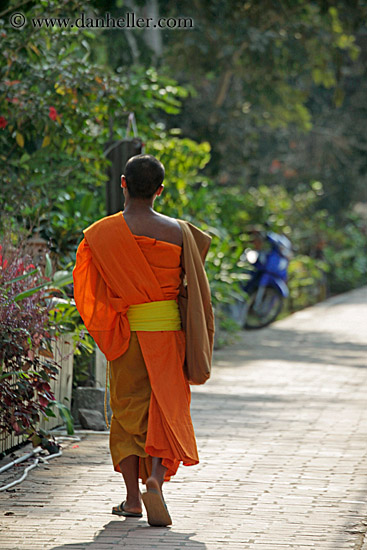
left=0, top=239, right=75, bottom=443
left=192, top=179, right=366, bottom=313
left=0, top=246, right=57, bottom=436
left=50, top=300, right=95, bottom=388
left=323, top=214, right=367, bottom=294
left=287, top=255, right=328, bottom=310
left=0, top=0, right=197, bottom=266
left=1, top=0, right=364, bottom=366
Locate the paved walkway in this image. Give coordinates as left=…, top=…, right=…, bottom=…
left=1, top=287, right=367, bottom=550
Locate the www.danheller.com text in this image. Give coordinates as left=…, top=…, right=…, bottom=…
left=29, top=12, right=194, bottom=29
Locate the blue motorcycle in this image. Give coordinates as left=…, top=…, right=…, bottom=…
left=241, top=231, right=292, bottom=329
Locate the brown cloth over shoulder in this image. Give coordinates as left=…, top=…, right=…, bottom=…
left=177, top=220, right=215, bottom=385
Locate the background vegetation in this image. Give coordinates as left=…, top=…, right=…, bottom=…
left=1, top=0, right=366, bottom=391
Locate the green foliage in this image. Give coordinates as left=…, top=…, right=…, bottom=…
left=50, top=300, right=95, bottom=388
left=198, top=179, right=366, bottom=312
left=323, top=214, right=367, bottom=294
left=85, top=0, right=366, bottom=310
left=288, top=255, right=328, bottom=310
left=0, top=0, right=197, bottom=261
left=149, top=132, right=211, bottom=218
left=204, top=223, right=245, bottom=307
left=151, top=0, right=361, bottom=178
left=45, top=400, right=74, bottom=435
left=213, top=306, right=242, bottom=350
left=1, top=0, right=365, bottom=382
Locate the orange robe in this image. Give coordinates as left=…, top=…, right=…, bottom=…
left=73, top=212, right=199, bottom=481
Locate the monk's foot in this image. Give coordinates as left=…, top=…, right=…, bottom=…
left=143, top=477, right=172, bottom=526
left=112, top=497, right=143, bottom=517
left=146, top=476, right=163, bottom=494
left=123, top=497, right=142, bottom=515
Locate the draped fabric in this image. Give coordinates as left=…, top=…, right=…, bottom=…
left=109, top=331, right=152, bottom=480
left=73, top=212, right=199, bottom=480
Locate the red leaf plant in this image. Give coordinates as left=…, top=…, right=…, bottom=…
left=0, top=244, right=61, bottom=444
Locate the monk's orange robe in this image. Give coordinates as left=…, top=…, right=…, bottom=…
left=73, top=212, right=199, bottom=481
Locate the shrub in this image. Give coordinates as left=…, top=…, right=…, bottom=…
left=0, top=241, right=74, bottom=444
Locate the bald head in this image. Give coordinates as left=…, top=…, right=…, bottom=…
left=124, top=154, right=165, bottom=199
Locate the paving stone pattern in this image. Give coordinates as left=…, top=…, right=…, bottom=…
left=1, top=287, right=367, bottom=550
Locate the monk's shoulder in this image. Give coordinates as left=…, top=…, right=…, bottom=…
left=155, top=213, right=183, bottom=246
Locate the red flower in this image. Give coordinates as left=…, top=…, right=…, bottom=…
left=0, top=116, right=8, bottom=129
left=49, top=106, right=58, bottom=121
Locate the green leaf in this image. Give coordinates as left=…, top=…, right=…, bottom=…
left=4, top=268, right=38, bottom=286
left=45, top=253, right=53, bottom=279
left=80, top=193, right=93, bottom=215
left=19, top=153, right=31, bottom=164
left=14, top=281, right=49, bottom=302
left=44, top=407, right=57, bottom=418
left=82, top=30, right=95, bottom=40
left=45, top=401, right=74, bottom=434
left=53, top=271, right=73, bottom=288
left=56, top=402, right=74, bottom=435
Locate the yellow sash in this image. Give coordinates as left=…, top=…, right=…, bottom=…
left=127, top=299, right=181, bottom=331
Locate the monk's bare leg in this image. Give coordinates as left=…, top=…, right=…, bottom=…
left=143, top=457, right=172, bottom=526
left=118, top=455, right=142, bottom=514
left=148, top=457, right=167, bottom=491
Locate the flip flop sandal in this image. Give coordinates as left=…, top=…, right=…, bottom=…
left=112, top=501, right=143, bottom=518
left=142, top=481, right=172, bottom=527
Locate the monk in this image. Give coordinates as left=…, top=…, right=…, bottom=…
left=73, top=154, right=213, bottom=527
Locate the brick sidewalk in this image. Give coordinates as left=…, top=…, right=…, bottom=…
left=1, top=287, right=367, bottom=549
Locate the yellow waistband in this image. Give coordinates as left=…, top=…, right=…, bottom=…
left=127, top=299, right=181, bottom=331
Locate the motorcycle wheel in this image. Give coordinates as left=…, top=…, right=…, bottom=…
left=244, top=285, right=283, bottom=330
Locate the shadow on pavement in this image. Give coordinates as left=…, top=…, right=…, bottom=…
left=50, top=519, right=207, bottom=550
left=190, top=390, right=340, bottom=437
left=215, top=326, right=367, bottom=370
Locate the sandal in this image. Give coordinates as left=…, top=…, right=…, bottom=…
left=142, top=477, right=172, bottom=527
left=112, top=501, right=143, bottom=518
